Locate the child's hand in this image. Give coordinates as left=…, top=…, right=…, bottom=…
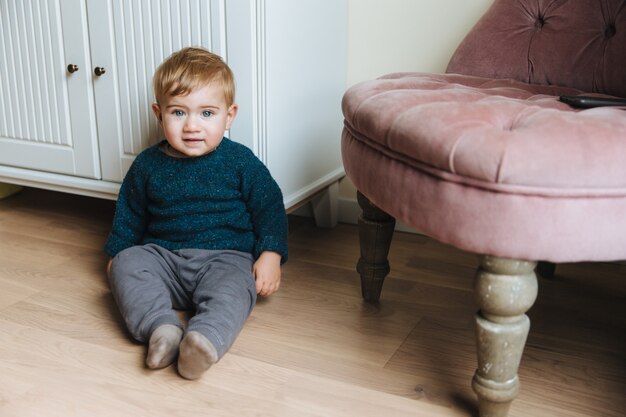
left=252, top=251, right=282, bottom=297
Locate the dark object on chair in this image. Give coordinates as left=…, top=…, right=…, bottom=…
left=559, top=95, right=626, bottom=108
left=341, top=1, right=626, bottom=416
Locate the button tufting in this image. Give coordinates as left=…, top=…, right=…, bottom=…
left=535, top=16, right=545, bottom=29
left=605, top=24, right=616, bottom=38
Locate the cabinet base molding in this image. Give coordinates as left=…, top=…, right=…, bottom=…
left=0, top=166, right=120, bottom=201
left=0, top=165, right=344, bottom=212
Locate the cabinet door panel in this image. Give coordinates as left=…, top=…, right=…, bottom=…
left=0, top=0, right=100, bottom=178
left=89, top=0, right=225, bottom=182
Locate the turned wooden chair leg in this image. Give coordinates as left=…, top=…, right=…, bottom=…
left=472, top=256, right=538, bottom=417
left=356, top=191, right=396, bottom=302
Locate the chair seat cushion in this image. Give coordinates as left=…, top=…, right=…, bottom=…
left=342, top=73, right=626, bottom=262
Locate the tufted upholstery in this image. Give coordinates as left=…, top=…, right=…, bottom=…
left=342, top=71, right=626, bottom=262
left=343, top=74, right=626, bottom=190
left=342, top=0, right=626, bottom=263
left=341, top=1, right=626, bottom=416
left=447, top=0, right=626, bottom=97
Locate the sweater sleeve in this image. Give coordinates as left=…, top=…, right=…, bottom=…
left=103, top=155, right=150, bottom=257
left=241, top=155, right=289, bottom=264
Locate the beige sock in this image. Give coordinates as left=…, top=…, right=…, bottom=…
left=177, top=331, right=219, bottom=380
left=146, top=324, right=183, bottom=369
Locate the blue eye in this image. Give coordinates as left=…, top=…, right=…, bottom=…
left=202, top=110, right=213, bottom=118
left=173, top=110, right=185, bottom=116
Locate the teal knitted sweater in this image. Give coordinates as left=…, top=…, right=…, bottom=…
left=104, top=139, right=288, bottom=263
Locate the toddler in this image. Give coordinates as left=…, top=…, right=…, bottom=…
left=104, top=47, right=288, bottom=379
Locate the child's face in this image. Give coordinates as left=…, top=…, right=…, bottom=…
left=152, top=82, right=237, bottom=158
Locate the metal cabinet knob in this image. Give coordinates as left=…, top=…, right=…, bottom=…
left=67, top=64, right=79, bottom=73
left=94, top=67, right=106, bottom=76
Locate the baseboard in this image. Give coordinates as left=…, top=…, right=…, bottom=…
left=337, top=196, right=421, bottom=234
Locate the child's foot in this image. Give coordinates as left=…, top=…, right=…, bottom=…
left=146, top=325, right=183, bottom=369
left=177, top=331, right=219, bottom=380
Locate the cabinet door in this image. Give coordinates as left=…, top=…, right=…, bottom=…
left=87, top=0, right=226, bottom=183
left=0, top=0, right=100, bottom=178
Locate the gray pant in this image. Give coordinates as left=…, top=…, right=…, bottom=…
left=108, top=244, right=257, bottom=359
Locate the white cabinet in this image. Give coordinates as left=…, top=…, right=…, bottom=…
left=0, top=0, right=347, bottom=213
left=0, top=0, right=101, bottom=179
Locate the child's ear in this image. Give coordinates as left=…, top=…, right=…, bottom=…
left=152, top=103, right=163, bottom=124
left=225, top=103, right=238, bottom=130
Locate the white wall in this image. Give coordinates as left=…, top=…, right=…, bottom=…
left=347, top=0, right=493, bottom=85
left=339, top=0, right=493, bottom=220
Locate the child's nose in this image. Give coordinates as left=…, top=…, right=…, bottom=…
left=184, top=116, right=200, bottom=130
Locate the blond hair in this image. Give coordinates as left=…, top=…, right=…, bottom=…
left=153, top=47, right=235, bottom=106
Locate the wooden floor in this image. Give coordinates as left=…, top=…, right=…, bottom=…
left=0, top=188, right=624, bottom=417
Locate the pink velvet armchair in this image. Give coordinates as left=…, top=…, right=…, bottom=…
left=341, top=1, right=626, bottom=416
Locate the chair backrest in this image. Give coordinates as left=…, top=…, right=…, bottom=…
left=446, top=0, right=626, bottom=97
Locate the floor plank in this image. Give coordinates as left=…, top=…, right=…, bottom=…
left=0, top=188, right=624, bottom=417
